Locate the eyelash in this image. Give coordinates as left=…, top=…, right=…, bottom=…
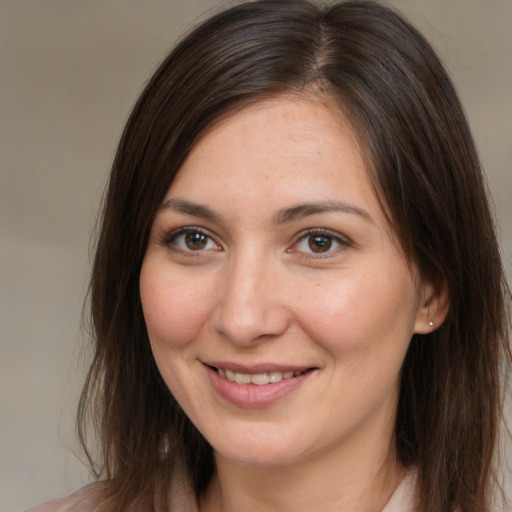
left=159, top=226, right=221, bottom=255
left=290, top=228, right=351, bottom=258
left=159, top=226, right=351, bottom=258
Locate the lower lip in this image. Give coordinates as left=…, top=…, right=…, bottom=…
left=206, top=366, right=313, bottom=408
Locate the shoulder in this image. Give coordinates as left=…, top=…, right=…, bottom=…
left=382, top=470, right=505, bottom=512
left=22, top=484, right=102, bottom=512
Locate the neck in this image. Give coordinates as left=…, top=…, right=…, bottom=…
left=200, top=431, right=404, bottom=512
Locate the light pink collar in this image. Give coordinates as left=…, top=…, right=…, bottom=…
left=381, top=469, right=419, bottom=512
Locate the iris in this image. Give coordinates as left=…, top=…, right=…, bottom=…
left=309, top=235, right=332, bottom=253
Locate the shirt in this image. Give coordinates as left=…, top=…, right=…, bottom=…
left=21, top=469, right=419, bottom=512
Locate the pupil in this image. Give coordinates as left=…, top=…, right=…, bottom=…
left=185, top=232, right=207, bottom=250
left=309, top=235, right=332, bottom=253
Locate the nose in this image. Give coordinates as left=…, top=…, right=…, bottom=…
left=212, top=252, right=291, bottom=346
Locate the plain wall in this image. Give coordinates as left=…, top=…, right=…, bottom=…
left=1, top=1, right=510, bottom=509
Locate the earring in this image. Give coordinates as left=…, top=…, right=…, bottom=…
left=428, top=321, right=434, bottom=327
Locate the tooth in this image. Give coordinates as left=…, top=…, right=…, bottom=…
left=268, top=371, right=283, bottom=383
left=235, top=372, right=251, bottom=384
left=219, top=368, right=304, bottom=384
left=251, top=373, right=270, bottom=385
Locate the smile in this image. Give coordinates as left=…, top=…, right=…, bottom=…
left=216, top=367, right=306, bottom=385
left=206, top=364, right=315, bottom=407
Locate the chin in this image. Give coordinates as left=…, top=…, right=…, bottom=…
left=209, top=428, right=305, bottom=468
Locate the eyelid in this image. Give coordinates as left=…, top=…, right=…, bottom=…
left=159, top=225, right=222, bottom=253
left=290, top=228, right=352, bottom=256
left=158, top=225, right=351, bottom=258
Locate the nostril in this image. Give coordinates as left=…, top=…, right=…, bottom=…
left=212, top=303, right=292, bottom=346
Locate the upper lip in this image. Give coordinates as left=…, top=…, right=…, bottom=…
left=203, top=361, right=315, bottom=374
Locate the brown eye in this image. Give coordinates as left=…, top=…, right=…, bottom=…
left=185, top=232, right=208, bottom=250
left=308, top=235, right=332, bottom=253
left=164, top=228, right=220, bottom=253
left=294, top=230, right=347, bottom=256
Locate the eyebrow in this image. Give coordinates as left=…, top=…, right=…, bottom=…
left=273, top=200, right=373, bottom=224
left=159, top=198, right=373, bottom=225
left=159, top=198, right=220, bottom=222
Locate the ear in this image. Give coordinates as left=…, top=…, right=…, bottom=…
left=413, top=278, right=450, bottom=334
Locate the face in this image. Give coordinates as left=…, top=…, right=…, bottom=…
left=140, top=97, right=432, bottom=470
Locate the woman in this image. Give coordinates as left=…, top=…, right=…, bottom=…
left=27, top=1, right=510, bottom=511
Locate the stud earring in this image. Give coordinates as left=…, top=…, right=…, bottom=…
left=428, top=321, right=434, bottom=327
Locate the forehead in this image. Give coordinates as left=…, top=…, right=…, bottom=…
left=170, top=95, right=368, bottom=196
left=206, top=93, right=362, bottom=155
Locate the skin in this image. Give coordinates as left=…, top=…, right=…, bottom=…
left=140, top=96, right=442, bottom=512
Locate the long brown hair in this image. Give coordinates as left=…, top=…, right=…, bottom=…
left=78, top=1, right=511, bottom=511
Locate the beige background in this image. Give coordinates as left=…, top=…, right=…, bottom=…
left=1, top=1, right=510, bottom=510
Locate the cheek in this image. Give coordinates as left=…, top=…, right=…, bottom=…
left=139, top=262, right=214, bottom=350
left=296, top=266, right=419, bottom=357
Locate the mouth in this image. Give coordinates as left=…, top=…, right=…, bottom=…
left=208, top=365, right=312, bottom=385
left=205, top=363, right=316, bottom=407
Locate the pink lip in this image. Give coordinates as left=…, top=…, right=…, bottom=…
left=205, top=364, right=315, bottom=408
